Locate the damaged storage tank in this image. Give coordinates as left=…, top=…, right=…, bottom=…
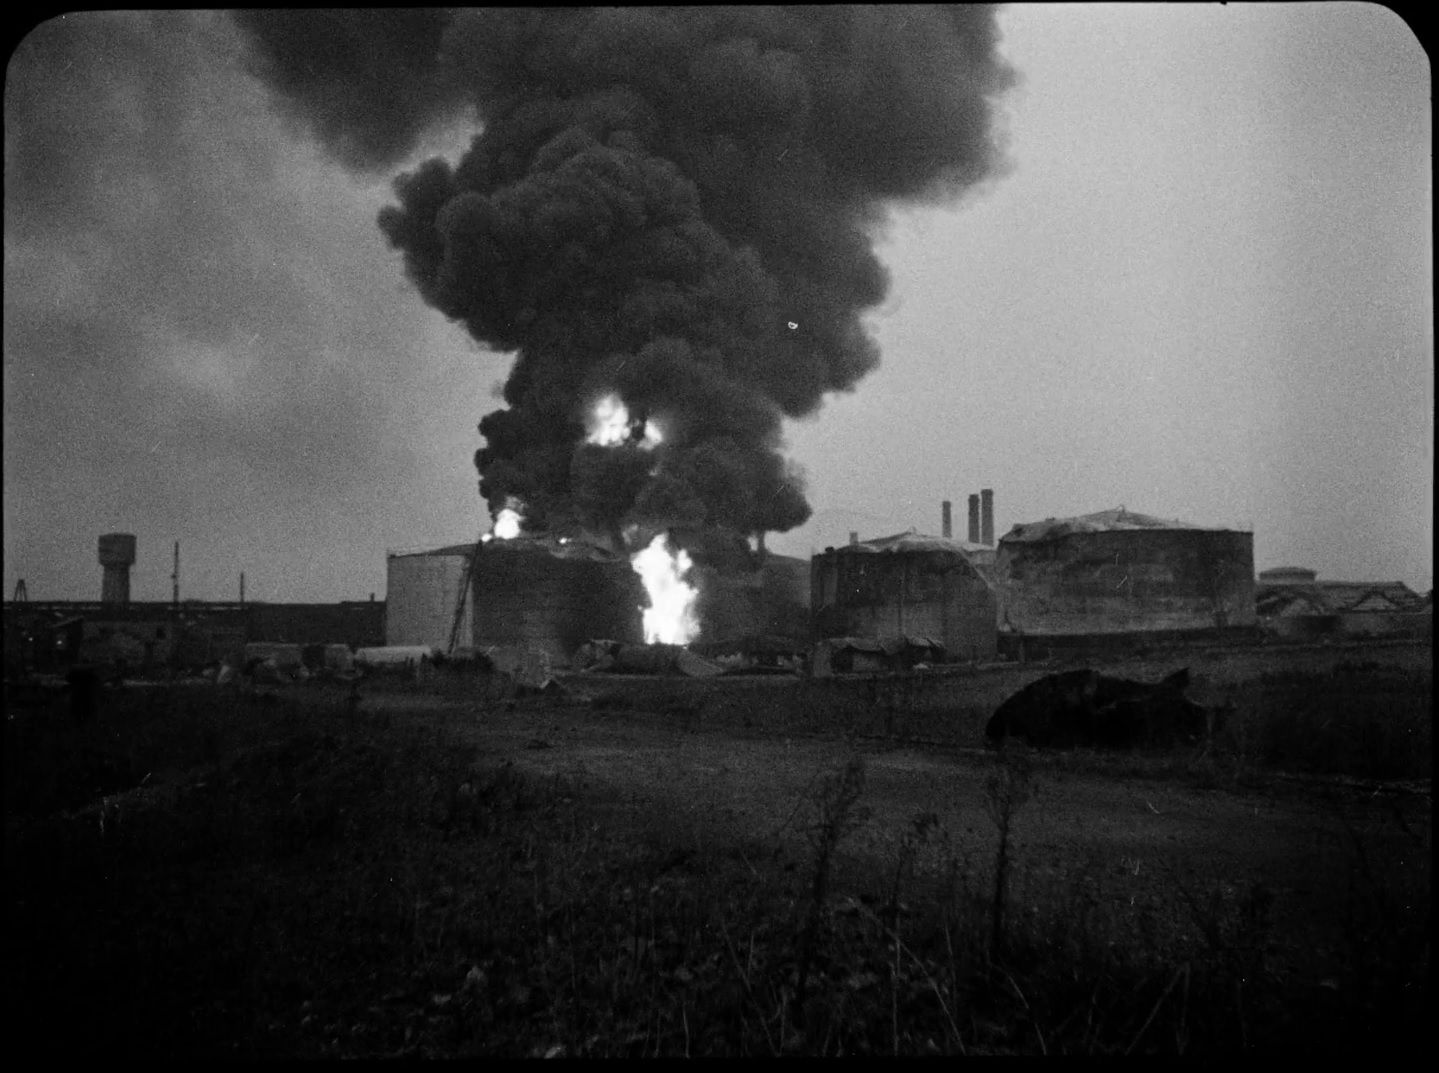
left=387, top=528, right=813, bottom=668
left=811, top=530, right=998, bottom=662
left=385, top=543, right=476, bottom=648
left=692, top=550, right=812, bottom=650
left=993, top=508, right=1256, bottom=640
left=471, top=535, right=645, bottom=667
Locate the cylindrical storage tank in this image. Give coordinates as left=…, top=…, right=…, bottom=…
left=995, top=520, right=1257, bottom=635
left=809, top=542, right=997, bottom=660
left=1258, top=567, right=1317, bottom=584
left=471, top=543, right=644, bottom=666
left=385, top=549, right=471, bottom=647
left=98, top=533, right=137, bottom=605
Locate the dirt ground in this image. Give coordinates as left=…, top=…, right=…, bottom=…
left=6, top=640, right=1428, bottom=1057
left=363, top=675, right=1431, bottom=994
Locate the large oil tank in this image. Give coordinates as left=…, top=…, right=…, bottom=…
left=471, top=537, right=644, bottom=665
left=811, top=531, right=998, bottom=661
left=994, top=509, right=1255, bottom=635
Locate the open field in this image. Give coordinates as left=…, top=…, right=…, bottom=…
left=4, top=640, right=1431, bottom=1056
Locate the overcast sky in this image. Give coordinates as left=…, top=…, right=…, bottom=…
left=4, top=5, right=1431, bottom=603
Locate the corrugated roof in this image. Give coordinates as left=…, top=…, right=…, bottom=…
left=1256, top=589, right=1332, bottom=618
left=390, top=543, right=476, bottom=559
left=482, top=534, right=625, bottom=561
left=393, top=538, right=810, bottom=569
left=1316, top=581, right=1426, bottom=613
left=1000, top=508, right=1240, bottom=544
left=831, top=528, right=992, bottom=556
left=821, top=636, right=888, bottom=653
left=757, top=552, right=810, bottom=570
left=391, top=535, right=623, bottom=562
left=819, top=634, right=945, bottom=655
left=1256, top=580, right=1425, bottom=615
left=1258, top=566, right=1317, bottom=581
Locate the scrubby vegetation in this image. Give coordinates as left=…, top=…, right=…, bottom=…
left=979, top=657, right=1431, bottom=790
left=1220, top=661, right=1432, bottom=780
left=4, top=662, right=1431, bottom=1057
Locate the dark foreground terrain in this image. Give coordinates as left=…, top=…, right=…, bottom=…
left=4, top=643, right=1431, bottom=1056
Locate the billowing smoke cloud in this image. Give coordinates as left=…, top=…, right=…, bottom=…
left=236, top=7, right=1014, bottom=551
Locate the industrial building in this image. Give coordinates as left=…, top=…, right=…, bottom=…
left=385, top=543, right=476, bottom=648
left=4, top=598, right=385, bottom=676
left=469, top=535, right=645, bottom=664
left=4, top=534, right=384, bottom=677
left=810, top=495, right=1001, bottom=662
left=692, top=552, right=811, bottom=648
left=386, top=531, right=812, bottom=665
left=1255, top=567, right=1430, bottom=640
left=991, top=508, right=1256, bottom=643
left=387, top=535, right=644, bottom=660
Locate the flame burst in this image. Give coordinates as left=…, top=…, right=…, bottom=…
left=631, top=533, right=698, bottom=645
left=482, top=505, right=524, bottom=542
left=587, top=393, right=661, bottom=449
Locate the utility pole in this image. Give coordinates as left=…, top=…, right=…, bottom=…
left=170, top=541, right=181, bottom=679
left=240, top=571, right=246, bottom=605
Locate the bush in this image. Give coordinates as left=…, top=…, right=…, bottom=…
left=5, top=675, right=1430, bottom=1057
left=1218, top=665, right=1431, bottom=780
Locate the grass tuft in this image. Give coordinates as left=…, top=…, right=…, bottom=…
left=4, top=667, right=1431, bottom=1057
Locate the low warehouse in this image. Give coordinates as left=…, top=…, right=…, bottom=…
left=992, top=507, right=1255, bottom=641
left=1255, top=567, right=1429, bottom=640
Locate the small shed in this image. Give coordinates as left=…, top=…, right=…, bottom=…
left=811, top=636, right=891, bottom=676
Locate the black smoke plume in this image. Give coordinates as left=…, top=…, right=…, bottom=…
left=236, top=7, right=1014, bottom=551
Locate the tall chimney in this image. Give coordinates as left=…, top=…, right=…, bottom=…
left=981, top=488, right=994, bottom=546
left=967, top=494, right=980, bottom=544
left=849, top=531, right=859, bottom=545
left=98, top=533, right=136, bottom=605
left=941, top=500, right=952, bottom=539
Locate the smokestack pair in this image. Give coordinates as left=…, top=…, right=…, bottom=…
left=954, top=490, right=994, bottom=546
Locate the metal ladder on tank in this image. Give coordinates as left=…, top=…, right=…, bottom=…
left=446, top=531, right=486, bottom=657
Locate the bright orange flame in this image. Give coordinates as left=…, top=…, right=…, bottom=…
left=631, top=533, right=698, bottom=644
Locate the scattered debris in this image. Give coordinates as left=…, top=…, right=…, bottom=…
left=573, top=640, right=723, bottom=678
left=986, top=667, right=1210, bottom=748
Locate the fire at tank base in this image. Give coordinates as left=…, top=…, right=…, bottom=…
left=573, top=639, right=724, bottom=678
left=460, top=515, right=811, bottom=674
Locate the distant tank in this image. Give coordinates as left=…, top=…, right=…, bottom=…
left=98, top=533, right=137, bottom=605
